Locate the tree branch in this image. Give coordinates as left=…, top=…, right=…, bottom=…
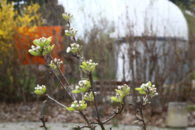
left=46, top=94, right=67, bottom=109
left=88, top=72, right=105, bottom=130
left=102, top=99, right=126, bottom=124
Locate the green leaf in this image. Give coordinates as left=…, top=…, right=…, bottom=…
left=80, top=62, right=87, bottom=70
left=28, top=50, right=40, bottom=56
left=84, top=92, right=94, bottom=101
left=62, top=13, right=72, bottom=21
left=66, top=107, right=75, bottom=111
left=115, top=89, right=124, bottom=97
left=49, top=63, right=57, bottom=70
left=80, top=103, right=87, bottom=110
left=32, top=39, right=40, bottom=46
left=50, top=44, right=55, bottom=51
left=135, top=88, right=142, bottom=91
left=65, top=31, right=76, bottom=37
left=71, top=89, right=81, bottom=94
left=45, top=36, right=52, bottom=45
left=123, top=87, right=130, bottom=95
left=147, top=81, right=152, bottom=87
left=135, top=88, right=146, bottom=94
left=111, top=96, right=121, bottom=103
left=79, top=87, right=88, bottom=93
left=139, top=90, right=146, bottom=94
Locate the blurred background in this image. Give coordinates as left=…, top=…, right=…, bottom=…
left=0, top=0, right=195, bottom=128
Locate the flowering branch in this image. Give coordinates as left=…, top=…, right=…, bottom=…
left=27, top=12, right=159, bottom=130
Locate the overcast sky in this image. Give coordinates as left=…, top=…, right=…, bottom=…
left=58, top=0, right=188, bottom=40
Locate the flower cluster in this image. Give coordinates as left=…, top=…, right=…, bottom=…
left=135, top=81, right=158, bottom=105
left=80, top=59, right=98, bottom=73
left=66, top=100, right=87, bottom=111
left=34, top=84, right=46, bottom=96
left=49, top=58, right=63, bottom=70
left=62, top=12, right=73, bottom=21
left=83, top=91, right=94, bottom=101
left=28, top=37, right=55, bottom=56
left=135, top=81, right=158, bottom=97
left=111, top=84, right=130, bottom=103
left=72, top=80, right=91, bottom=93
left=66, top=43, right=81, bottom=54
left=65, top=28, right=77, bottom=37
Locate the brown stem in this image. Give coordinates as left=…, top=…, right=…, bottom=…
left=40, top=100, right=48, bottom=130
left=46, top=94, right=67, bottom=109
left=102, top=98, right=126, bottom=124
left=135, top=99, right=146, bottom=130
left=88, top=72, right=105, bottom=130
left=79, top=111, right=95, bottom=129
left=40, top=117, right=47, bottom=130
left=139, top=106, right=146, bottom=130
left=51, top=66, right=74, bottom=100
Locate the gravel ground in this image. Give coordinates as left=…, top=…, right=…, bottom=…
left=0, top=102, right=194, bottom=128
left=0, top=123, right=195, bottom=130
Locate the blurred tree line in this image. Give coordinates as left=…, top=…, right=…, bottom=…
left=170, top=0, right=195, bottom=37
left=7, top=0, right=66, bottom=25
left=0, top=0, right=42, bottom=102
left=170, top=0, right=195, bottom=11
left=0, top=0, right=194, bottom=102
left=0, top=0, right=66, bottom=102
left=171, top=0, right=195, bottom=98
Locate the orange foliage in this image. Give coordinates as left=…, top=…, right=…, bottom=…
left=15, top=26, right=64, bottom=65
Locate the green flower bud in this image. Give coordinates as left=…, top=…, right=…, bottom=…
left=84, top=92, right=94, bottom=101
left=135, top=81, right=158, bottom=97
left=34, top=84, right=46, bottom=96
left=65, top=28, right=77, bottom=37
left=49, top=58, right=63, bottom=70
left=28, top=37, right=55, bottom=56
left=66, top=100, right=87, bottom=111
left=72, top=80, right=91, bottom=94
left=28, top=45, right=42, bottom=56
left=66, top=43, right=81, bottom=54
left=111, top=84, right=130, bottom=103
left=80, top=59, right=98, bottom=73
left=62, top=13, right=73, bottom=21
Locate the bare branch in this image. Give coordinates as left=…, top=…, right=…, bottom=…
left=46, top=94, right=67, bottom=109
left=88, top=72, right=105, bottom=130
left=102, top=98, right=126, bottom=124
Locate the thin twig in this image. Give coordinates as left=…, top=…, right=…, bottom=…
left=45, top=55, right=74, bottom=100
left=88, top=72, right=105, bottom=130
left=40, top=117, right=47, bottom=130
left=40, top=100, right=48, bottom=130
left=46, top=94, right=67, bottom=109
left=78, top=111, right=95, bottom=129
left=102, top=98, right=126, bottom=124
left=134, top=98, right=146, bottom=130
left=49, top=55, right=70, bottom=86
